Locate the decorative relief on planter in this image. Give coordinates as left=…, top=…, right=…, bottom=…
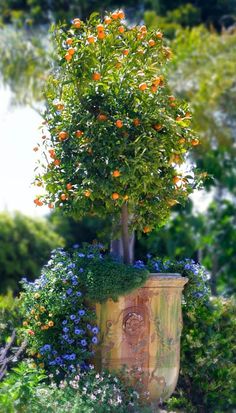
left=95, top=274, right=188, bottom=403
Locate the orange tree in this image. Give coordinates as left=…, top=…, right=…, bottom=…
left=34, top=10, right=201, bottom=264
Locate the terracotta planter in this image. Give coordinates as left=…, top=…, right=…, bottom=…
left=94, top=274, right=188, bottom=404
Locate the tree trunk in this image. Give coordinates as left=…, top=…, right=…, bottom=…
left=110, top=205, right=135, bottom=264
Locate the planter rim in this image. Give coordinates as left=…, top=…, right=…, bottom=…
left=141, top=272, right=188, bottom=288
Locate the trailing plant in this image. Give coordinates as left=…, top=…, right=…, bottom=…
left=34, top=10, right=202, bottom=264
left=72, top=244, right=149, bottom=302
left=20, top=248, right=99, bottom=379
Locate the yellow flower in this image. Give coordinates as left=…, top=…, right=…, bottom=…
left=37, top=353, right=41, bottom=358
left=34, top=315, right=39, bottom=320
left=31, top=309, right=35, bottom=315
left=37, top=321, right=42, bottom=326
left=48, top=313, right=53, bottom=317
left=40, top=306, right=46, bottom=312
left=23, top=321, right=28, bottom=326
left=48, top=321, right=54, bottom=327
left=39, top=363, right=44, bottom=368
left=34, top=293, right=40, bottom=299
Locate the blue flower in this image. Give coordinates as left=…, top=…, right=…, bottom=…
left=67, top=263, right=76, bottom=269
left=62, top=320, right=67, bottom=325
left=72, top=280, right=78, bottom=286
left=69, top=353, right=76, bottom=360
left=44, top=344, right=51, bottom=352
left=62, top=334, right=69, bottom=340
left=87, top=324, right=91, bottom=330
left=133, top=260, right=145, bottom=269
left=87, top=254, right=94, bottom=259
left=68, top=339, right=75, bottom=344
left=78, top=253, right=85, bottom=258
left=79, top=268, right=84, bottom=273
left=63, top=327, right=69, bottom=333
left=55, top=357, right=63, bottom=364
left=49, top=361, right=56, bottom=366
left=75, top=329, right=82, bottom=335
left=73, top=244, right=79, bottom=249
left=78, top=309, right=85, bottom=316
left=74, top=318, right=81, bottom=324
left=92, top=336, right=98, bottom=344
left=66, top=288, right=73, bottom=295
left=67, top=271, right=74, bottom=277
left=92, top=327, right=99, bottom=334
left=76, top=291, right=82, bottom=297
left=81, top=339, right=87, bottom=347
left=70, top=314, right=76, bottom=320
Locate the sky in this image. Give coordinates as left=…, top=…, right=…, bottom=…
left=0, top=86, right=212, bottom=218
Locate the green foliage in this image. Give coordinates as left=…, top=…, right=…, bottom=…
left=0, top=212, right=64, bottom=294
left=73, top=245, right=149, bottom=302
left=0, top=26, right=51, bottom=106
left=20, top=248, right=97, bottom=377
left=167, top=297, right=236, bottom=413
left=35, top=12, right=200, bottom=235
left=165, top=4, right=201, bottom=27
left=0, top=292, right=22, bottom=347
left=0, top=362, right=46, bottom=413
left=169, top=27, right=236, bottom=193
left=0, top=364, right=147, bottom=413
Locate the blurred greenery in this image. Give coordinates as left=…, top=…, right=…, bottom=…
left=167, top=296, right=236, bottom=412
left=0, top=291, right=22, bottom=346
left=0, top=212, right=64, bottom=294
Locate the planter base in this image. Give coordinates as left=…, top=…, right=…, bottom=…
left=94, top=274, right=188, bottom=403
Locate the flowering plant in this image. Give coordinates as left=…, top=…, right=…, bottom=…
left=34, top=10, right=202, bottom=264
left=134, top=256, right=211, bottom=308
left=20, top=248, right=99, bottom=378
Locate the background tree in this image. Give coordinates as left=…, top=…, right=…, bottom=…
left=0, top=212, right=64, bottom=294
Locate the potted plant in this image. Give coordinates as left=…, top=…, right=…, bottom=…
left=33, top=10, right=201, bottom=404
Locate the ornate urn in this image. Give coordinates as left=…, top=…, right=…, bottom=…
left=94, top=274, right=188, bottom=404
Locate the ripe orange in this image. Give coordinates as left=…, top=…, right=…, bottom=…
left=58, top=131, right=68, bottom=141
left=112, top=170, right=120, bottom=177
left=73, top=18, right=81, bottom=28
left=176, top=116, right=182, bottom=122
left=185, top=111, right=191, bottom=118
left=96, top=24, right=104, bottom=32
left=111, top=11, right=119, bottom=20
left=65, top=53, right=72, bottom=61
left=115, top=120, right=123, bottom=128
left=92, top=72, right=101, bottom=81
left=153, top=123, right=162, bottom=131
left=68, top=48, right=75, bottom=55
left=88, top=35, right=95, bottom=44
left=143, top=226, right=151, bottom=233
left=84, top=190, right=91, bottom=197
left=152, top=77, right=161, bottom=86
left=49, top=149, right=55, bottom=158
left=60, top=193, right=67, bottom=201
left=75, top=130, right=84, bottom=137
left=66, top=38, right=73, bottom=45
left=112, top=192, right=119, bottom=200
left=151, top=85, right=158, bottom=93
left=98, top=31, right=106, bottom=40
left=139, top=82, right=147, bottom=91
left=123, top=49, right=129, bottom=55
left=56, top=103, right=64, bottom=111
left=97, top=114, right=108, bottom=121
left=191, top=139, right=200, bottom=146
left=66, top=183, right=73, bottom=190
left=156, top=31, right=163, bottom=39
left=148, top=39, right=155, bottom=47
left=140, top=25, right=147, bottom=32
left=48, top=203, right=54, bottom=209
left=173, top=176, right=181, bottom=185
left=178, top=137, right=186, bottom=144
left=37, top=200, right=43, bottom=206
left=54, top=159, right=60, bottom=166
left=118, top=10, right=125, bottom=19
left=118, top=26, right=125, bottom=33
left=104, top=16, right=112, bottom=24
left=133, top=118, right=141, bottom=126
left=115, top=62, right=122, bottom=69
left=168, top=95, right=175, bottom=101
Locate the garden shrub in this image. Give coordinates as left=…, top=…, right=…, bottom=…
left=0, top=291, right=22, bottom=347
left=0, top=362, right=148, bottom=413
left=167, top=296, right=236, bottom=413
